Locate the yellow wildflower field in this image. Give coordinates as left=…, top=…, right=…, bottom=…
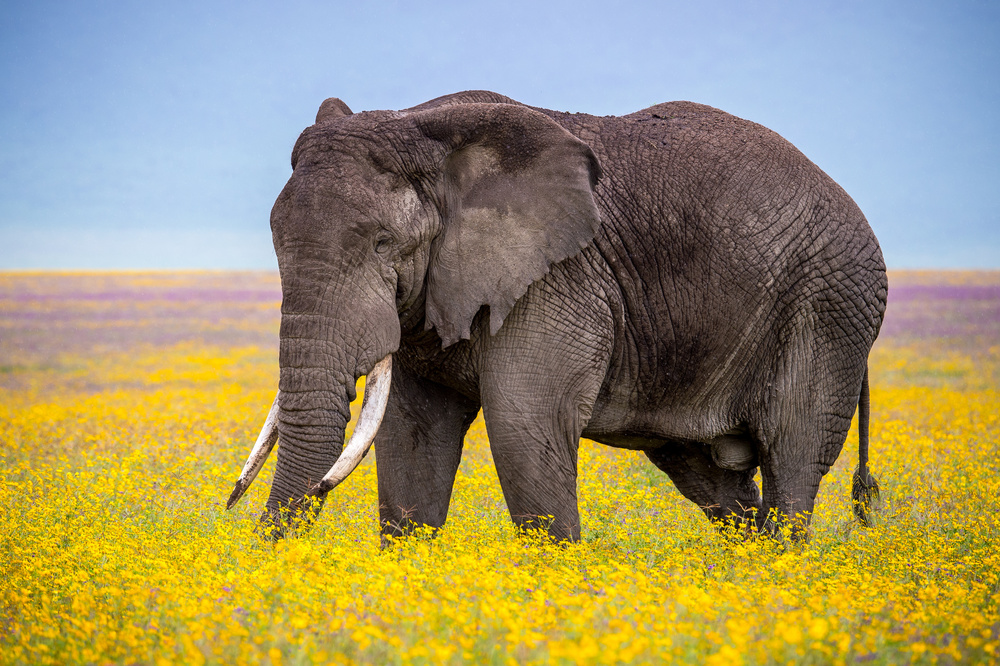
left=1, top=271, right=998, bottom=665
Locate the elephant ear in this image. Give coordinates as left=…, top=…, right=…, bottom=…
left=413, top=103, right=603, bottom=347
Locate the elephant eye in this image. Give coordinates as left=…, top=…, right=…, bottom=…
left=375, top=235, right=392, bottom=255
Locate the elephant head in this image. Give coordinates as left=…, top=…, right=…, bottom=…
left=225, top=96, right=603, bottom=536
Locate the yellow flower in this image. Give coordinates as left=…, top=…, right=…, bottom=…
left=3, top=271, right=1000, bottom=665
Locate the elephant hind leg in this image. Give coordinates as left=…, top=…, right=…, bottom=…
left=756, top=390, right=862, bottom=539
left=755, top=316, right=869, bottom=539
left=645, top=440, right=762, bottom=529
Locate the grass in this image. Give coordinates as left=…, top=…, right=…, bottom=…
left=1, top=271, right=998, bottom=664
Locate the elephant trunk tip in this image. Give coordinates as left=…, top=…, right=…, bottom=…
left=256, top=508, right=286, bottom=542
left=851, top=465, right=881, bottom=527
left=257, top=497, right=325, bottom=542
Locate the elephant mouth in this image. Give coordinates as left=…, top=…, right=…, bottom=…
left=225, top=354, right=393, bottom=510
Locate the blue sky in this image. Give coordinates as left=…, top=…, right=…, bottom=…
left=1, top=0, right=997, bottom=269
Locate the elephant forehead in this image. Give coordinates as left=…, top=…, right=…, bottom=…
left=281, top=161, right=382, bottom=211
left=273, top=166, right=419, bottom=240
left=291, top=111, right=405, bottom=168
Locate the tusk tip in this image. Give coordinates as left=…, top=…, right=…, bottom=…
left=226, top=480, right=247, bottom=510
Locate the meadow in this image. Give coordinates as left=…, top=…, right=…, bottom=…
left=1, top=270, right=998, bottom=665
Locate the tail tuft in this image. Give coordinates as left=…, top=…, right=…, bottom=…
left=852, top=465, right=880, bottom=526
left=852, top=365, right=881, bottom=527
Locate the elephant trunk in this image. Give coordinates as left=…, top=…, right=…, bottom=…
left=250, top=246, right=401, bottom=537
left=261, top=330, right=355, bottom=536
left=306, top=355, right=392, bottom=495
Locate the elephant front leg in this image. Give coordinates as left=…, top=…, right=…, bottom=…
left=479, top=314, right=612, bottom=542
left=374, top=364, right=480, bottom=543
left=481, top=407, right=584, bottom=542
left=645, top=441, right=762, bottom=530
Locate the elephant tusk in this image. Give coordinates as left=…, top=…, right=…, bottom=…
left=226, top=391, right=281, bottom=510
left=307, top=355, right=392, bottom=497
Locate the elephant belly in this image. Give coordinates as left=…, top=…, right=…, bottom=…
left=582, top=355, right=753, bottom=448
left=582, top=350, right=761, bottom=465
left=585, top=427, right=759, bottom=472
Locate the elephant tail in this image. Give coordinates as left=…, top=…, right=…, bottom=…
left=851, top=365, right=880, bottom=526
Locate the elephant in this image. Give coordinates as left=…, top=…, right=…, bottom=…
left=225, top=90, right=886, bottom=543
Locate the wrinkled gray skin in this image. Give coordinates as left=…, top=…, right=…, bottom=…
left=262, top=90, right=886, bottom=542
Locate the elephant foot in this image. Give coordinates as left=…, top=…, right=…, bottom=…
left=379, top=515, right=444, bottom=548
left=511, top=514, right=580, bottom=545
left=747, top=507, right=813, bottom=543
